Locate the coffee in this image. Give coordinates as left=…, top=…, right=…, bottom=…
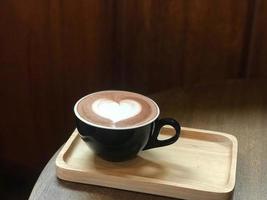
left=74, top=90, right=180, bottom=161
left=75, top=90, right=159, bottom=129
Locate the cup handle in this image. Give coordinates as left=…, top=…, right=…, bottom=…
left=143, top=118, right=181, bottom=150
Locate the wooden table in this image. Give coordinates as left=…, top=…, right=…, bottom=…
left=29, top=80, right=267, bottom=200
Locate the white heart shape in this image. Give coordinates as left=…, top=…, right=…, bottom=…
left=92, top=98, right=141, bottom=123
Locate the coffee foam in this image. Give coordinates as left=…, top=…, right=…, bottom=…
left=92, top=98, right=142, bottom=123
left=74, top=91, right=159, bottom=129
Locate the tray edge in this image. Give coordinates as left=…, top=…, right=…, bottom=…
left=55, top=127, right=238, bottom=199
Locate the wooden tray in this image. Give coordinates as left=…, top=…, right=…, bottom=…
left=56, top=127, right=238, bottom=200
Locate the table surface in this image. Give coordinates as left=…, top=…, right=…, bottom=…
left=29, top=80, right=267, bottom=200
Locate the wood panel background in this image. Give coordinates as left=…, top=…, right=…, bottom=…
left=0, top=0, right=266, bottom=170
left=0, top=0, right=116, bottom=169
left=247, top=0, right=267, bottom=78
left=116, top=0, right=251, bottom=92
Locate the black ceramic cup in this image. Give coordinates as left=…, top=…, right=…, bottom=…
left=74, top=91, right=181, bottom=162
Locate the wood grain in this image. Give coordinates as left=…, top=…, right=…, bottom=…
left=116, top=0, right=185, bottom=93
left=247, top=0, right=267, bottom=78
left=116, top=0, right=250, bottom=92
left=55, top=128, right=237, bottom=200
left=182, top=0, right=250, bottom=85
left=0, top=0, right=116, bottom=168
left=29, top=80, right=267, bottom=200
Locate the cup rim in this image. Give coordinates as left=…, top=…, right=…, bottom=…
left=74, top=90, right=160, bottom=130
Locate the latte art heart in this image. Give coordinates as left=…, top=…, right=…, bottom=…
left=92, top=98, right=142, bottom=123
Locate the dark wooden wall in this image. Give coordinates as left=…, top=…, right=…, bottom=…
left=0, top=0, right=266, bottom=170
left=247, top=0, right=267, bottom=77
left=116, top=0, right=250, bottom=92
left=0, top=0, right=116, bottom=169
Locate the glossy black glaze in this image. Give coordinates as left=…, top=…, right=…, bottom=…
left=75, top=117, right=181, bottom=162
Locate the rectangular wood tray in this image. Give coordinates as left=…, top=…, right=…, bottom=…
left=56, top=127, right=238, bottom=200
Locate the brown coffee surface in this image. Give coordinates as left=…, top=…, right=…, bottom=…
left=76, top=91, right=159, bottom=129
